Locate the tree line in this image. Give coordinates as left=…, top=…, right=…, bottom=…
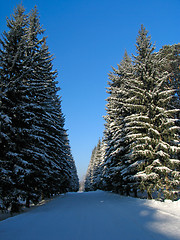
left=0, top=5, right=79, bottom=212
left=84, top=25, right=180, bottom=200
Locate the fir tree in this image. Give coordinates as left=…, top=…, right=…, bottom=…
left=0, top=5, right=32, bottom=209
left=122, top=25, right=179, bottom=199
left=91, top=139, right=103, bottom=190
left=84, top=146, right=97, bottom=191
left=100, top=25, right=179, bottom=200
left=102, top=50, right=133, bottom=194
left=20, top=6, right=79, bottom=199
left=0, top=5, right=79, bottom=210
left=84, top=139, right=104, bottom=191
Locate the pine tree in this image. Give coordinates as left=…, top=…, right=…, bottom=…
left=99, top=26, right=179, bottom=200
left=102, top=50, right=133, bottom=194
left=158, top=44, right=180, bottom=109
left=18, top=6, right=79, bottom=199
left=61, top=134, right=79, bottom=192
left=84, top=139, right=104, bottom=191
left=122, top=25, right=180, bottom=199
left=157, top=44, right=180, bottom=162
left=96, top=138, right=107, bottom=190
left=84, top=146, right=97, bottom=191
left=0, top=5, right=32, bottom=209
left=91, top=139, right=103, bottom=190
left=0, top=5, right=79, bottom=210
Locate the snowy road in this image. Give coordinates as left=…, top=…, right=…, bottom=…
left=0, top=191, right=180, bottom=240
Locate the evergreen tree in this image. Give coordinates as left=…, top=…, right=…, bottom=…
left=120, top=25, right=179, bottom=199
left=102, top=50, right=133, bottom=194
left=0, top=5, right=79, bottom=210
left=158, top=44, right=180, bottom=109
left=100, top=25, right=179, bottom=200
left=25, top=7, right=79, bottom=197
left=62, top=135, right=79, bottom=192
left=84, top=146, right=97, bottom=191
left=0, top=5, right=32, bottom=209
left=157, top=44, right=180, bottom=162
left=91, top=139, right=103, bottom=190
left=84, top=139, right=104, bottom=191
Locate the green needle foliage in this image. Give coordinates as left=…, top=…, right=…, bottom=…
left=0, top=5, right=79, bottom=212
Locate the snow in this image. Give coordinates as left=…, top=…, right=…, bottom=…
left=170, top=159, right=180, bottom=164
left=155, top=166, right=172, bottom=172
left=2, top=114, right=12, bottom=124
left=133, top=172, right=159, bottom=180
left=0, top=191, right=180, bottom=240
left=149, top=127, right=160, bottom=136
left=170, top=145, right=180, bottom=152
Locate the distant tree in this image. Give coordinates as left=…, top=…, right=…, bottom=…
left=84, top=139, right=105, bottom=191
left=84, top=146, right=97, bottom=191
left=91, top=139, right=103, bottom=190
left=63, top=136, right=79, bottom=192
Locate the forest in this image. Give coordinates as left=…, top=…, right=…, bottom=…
left=0, top=5, right=180, bottom=216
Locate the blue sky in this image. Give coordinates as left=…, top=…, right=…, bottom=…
left=1, top=0, right=179, bottom=180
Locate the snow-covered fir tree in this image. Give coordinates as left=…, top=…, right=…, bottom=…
left=122, top=25, right=180, bottom=200
left=157, top=44, right=180, bottom=170
left=91, top=139, right=103, bottom=190
left=102, top=50, right=133, bottom=194
left=84, top=139, right=104, bottom=191
left=158, top=44, right=180, bottom=110
left=63, top=135, right=79, bottom=192
left=93, top=25, right=179, bottom=200
left=84, top=146, right=97, bottom=191
left=0, top=5, right=32, bottom=210
left=0, top=5, right=79, bottom=211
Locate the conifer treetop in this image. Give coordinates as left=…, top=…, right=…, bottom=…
left=134, top=24, right=155, bottom=61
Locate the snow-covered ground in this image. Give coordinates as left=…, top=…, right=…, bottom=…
left=0, top=191, right=180, bottom=240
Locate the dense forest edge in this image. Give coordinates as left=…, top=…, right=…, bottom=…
left=0, top=4, right=180, bottom=217
left=84, top=26, right=180, bottom=201
left=0, top=5, right=79, bottom=214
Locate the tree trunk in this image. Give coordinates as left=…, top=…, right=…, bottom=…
left=26, top=198, right=30, bottom=208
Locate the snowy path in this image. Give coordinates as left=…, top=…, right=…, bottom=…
left=0, top=191, right=180, bottom=240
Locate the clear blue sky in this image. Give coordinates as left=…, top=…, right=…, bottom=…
left=1, top=0, right=179, bottom=180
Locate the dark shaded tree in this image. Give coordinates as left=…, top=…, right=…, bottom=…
left=0, top=5, right=79, bottom=211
